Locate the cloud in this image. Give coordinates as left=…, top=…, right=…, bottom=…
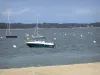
left=1, top=8, right=32, bottom=16
left=19, top=8, right=31, bottom=13
left=75, top=9, right=95, bottom=15
left=55, top=13, right=71, bottom=17
left=1, top=8, right=13, bottom=16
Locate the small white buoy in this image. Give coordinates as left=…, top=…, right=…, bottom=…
left=93, top=41, right=96, bottom=44
left=13, top=45, right=17, bottom=48
left=25, top=33, right=29, bottom=36
left=54, top=33, right=56, bottom=35
left=60, top=33, right=61, bottom=35
left=88, top=32, right=90, bottom=34
left=53, top=38, right=56, bottom=40
left=32, top=35, right=34, bottom=38
left=73, top=33, right=75, bottom=36
left=0, top=37, right=3, bottom=39
left=80, top=35, right=83, bottom=38
left=90, top=32, right=92, bottom=34
left=65, top=34, right=66, bottom=35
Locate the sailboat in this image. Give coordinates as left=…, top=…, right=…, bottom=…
left=26, top=15, right=55, bottom=48
left=31, top=15, right=45, bottom=39
left=6, top=11, right=17, bottom=38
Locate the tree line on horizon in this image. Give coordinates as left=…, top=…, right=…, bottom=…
left=0, top=22, right=100, bottom=29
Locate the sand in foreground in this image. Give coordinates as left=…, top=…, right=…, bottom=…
left=0, top=62, right=100, bottom=75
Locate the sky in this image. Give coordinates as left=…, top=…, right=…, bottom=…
left=0, top=0, right=100, bottom=23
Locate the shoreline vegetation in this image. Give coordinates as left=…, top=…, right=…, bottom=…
left=0, top=22, right=100, bottom=29
left=0, top=62, right=100, bottom=75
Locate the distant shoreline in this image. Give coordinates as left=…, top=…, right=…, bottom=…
left=0, top=26, right=100, bottom=29
left=0, top=22, right=100, bottom=29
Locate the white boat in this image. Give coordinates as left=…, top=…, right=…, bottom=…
left=6, top=11, right=17, bottom=38
left=32, top=15, right=45, bottom=39
left=25, top=15, right=55, bottom=48
left=26, top=40, right=55, bottom=48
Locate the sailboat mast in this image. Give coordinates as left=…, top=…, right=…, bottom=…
left=8, top=11, right=11, bottom=35
left=36, top=15, right=39, bottom=36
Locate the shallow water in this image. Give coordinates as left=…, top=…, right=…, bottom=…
left=0, top=27, right=100, bottom=68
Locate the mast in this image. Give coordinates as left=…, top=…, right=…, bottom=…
left=8, top=11, right=11, bottom=35
left=36, top=15, right=39, bottom=36
left=32, top=13, right=45, bottom=39
left=6, top=21, right=8, bottom=36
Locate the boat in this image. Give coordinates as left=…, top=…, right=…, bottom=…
left=26, top=40, right=55, bottom=48
left=25, top=14, right=55, bottom=48
left=6, top=11, right=18, bottom=38
left=32, top=15, right=45, bottom=39
left=6, top=36, right=17, bottom=38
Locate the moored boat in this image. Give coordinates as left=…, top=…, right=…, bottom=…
left=32, top=15, right=45, bottom=39
left=26, top=40, right=55, bottom=48
left=6, top=11, right=18, bottom=38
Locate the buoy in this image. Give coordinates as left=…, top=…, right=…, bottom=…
left=73, top=33, right=75, bottom=36
left=88, top=32, right=90, bottom=34
left=25, top=33, right=29, bottom=36
left=65, top=34, right=66, bottom=35
left=93, top=41, right=96, bottom=44
left=13, top=45, right=16, bottom=48
left=53, top=38, right=56, bottom=40
left=80, top=35, right=83, bottom=38
left=25, top=34, right=30, bottom=40
left=26, top=36, right=30, bottom=40
left=32, top=35, right=34, bottom=38
left=54, top=33, right=56, bottom=34
left=0, top=37, right=3, bottom=39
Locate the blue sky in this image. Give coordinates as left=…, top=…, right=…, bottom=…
left=0, top=0, right=100, bottom=23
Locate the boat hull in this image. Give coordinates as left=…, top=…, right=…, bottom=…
left=26, top=43, right=55, bottom=48
left=6, top=36, right=18, bottom=38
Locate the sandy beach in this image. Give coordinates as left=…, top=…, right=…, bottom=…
left=0, top=62, right=100, bottom=75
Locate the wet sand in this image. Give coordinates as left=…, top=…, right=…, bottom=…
left=0, top=62, right=100, bottom=75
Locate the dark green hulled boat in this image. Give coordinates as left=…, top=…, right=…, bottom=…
left=26, top=41, right=55, bottom=48
left=26, top=15, right=55, bottom=48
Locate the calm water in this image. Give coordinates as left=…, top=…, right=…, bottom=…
left=0, top=27, right=100, bottom=68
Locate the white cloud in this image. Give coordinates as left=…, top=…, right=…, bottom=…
left=1, top=8, right=32, bottom=16
left=1, top=8, right=13, bottom=16
left=19, top=8, right=31, bottom=13
left=55, top=9, right=93, bottom=17
left=75, top=9, right=95, bottom=15
left=55, top=13, right=71, bottom=17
